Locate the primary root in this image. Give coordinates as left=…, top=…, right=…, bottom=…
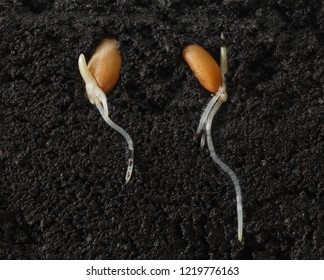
left=205, top=99, right=243, bottom=242
left=96, top=102, right=134, bottom=184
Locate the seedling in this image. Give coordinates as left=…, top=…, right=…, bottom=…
left=183, top=34, right=243, bottom=241
left=78, top=38, right=134, bottom=183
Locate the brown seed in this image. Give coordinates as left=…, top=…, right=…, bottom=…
left=88, top=38, right=122, bottom=94
left=183, top=44, right=222, bottom=94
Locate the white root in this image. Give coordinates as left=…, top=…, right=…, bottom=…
left=205, top=98, right=243, bottom=242
left=96, top=102, right=134, bottom=184
left=199, top=97, right=223, bottom=149
left=196, top=90, right=222, bottom=136
left=78, top=54, right=134, bottom=183
left=200, top=133, right=206, bottom=149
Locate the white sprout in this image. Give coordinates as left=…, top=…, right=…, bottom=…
left=78, top=54, right=134, bottom=184
left=197, top=34, right=243, bottom=241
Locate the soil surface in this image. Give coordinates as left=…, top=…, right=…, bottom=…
left=1, top=0, right=323, bottom=259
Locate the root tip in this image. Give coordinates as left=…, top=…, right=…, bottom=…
left=238, top=231, right=243, bottom=242
left=125, top=169, right=132, bottom=184
left=200, top=134, right=206, bottom=149
left=125, top=158, right=134, bottom=184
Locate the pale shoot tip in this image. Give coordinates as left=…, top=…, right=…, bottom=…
left=78, top=54, right=109, bottom=117
left=220, top=35, right=228, bottom=80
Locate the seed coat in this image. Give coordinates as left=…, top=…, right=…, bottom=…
left=88, top=38, right=122, bottom=94
left=182, top=44, right=222, bottom=94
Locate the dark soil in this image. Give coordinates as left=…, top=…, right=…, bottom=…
left=0, top=0, right=323, bottom=259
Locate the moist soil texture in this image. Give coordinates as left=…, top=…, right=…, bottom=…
left=0, top=0, right=323, bottom=259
